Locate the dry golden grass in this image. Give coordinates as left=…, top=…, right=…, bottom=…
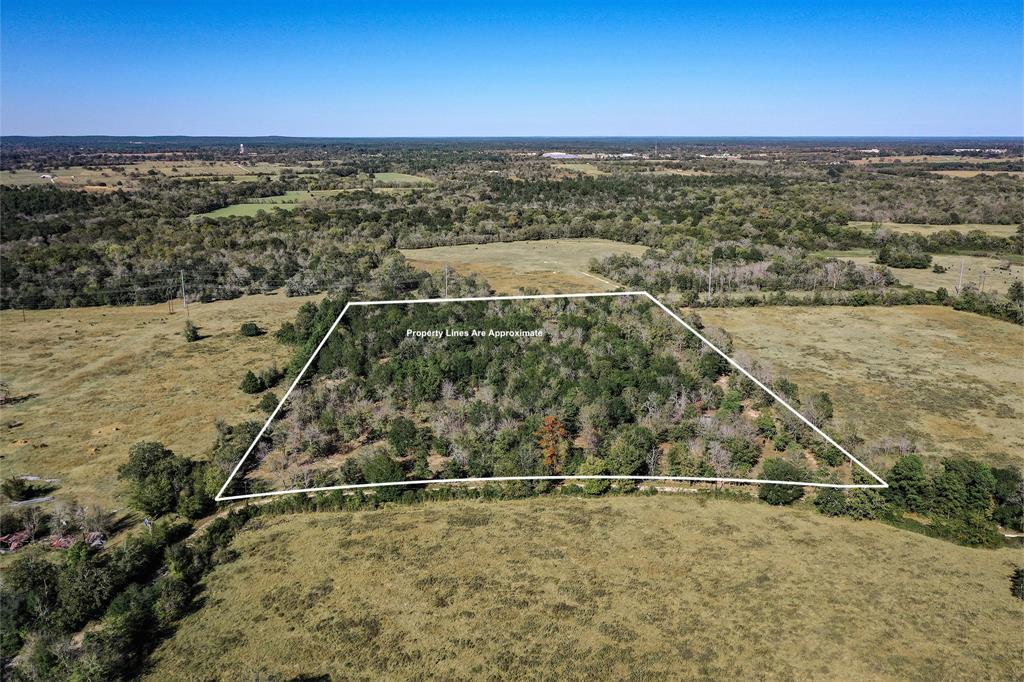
left=146, top=495, right=1024, bottom=681
left=551, top=162, right=610, bottom=176
left=815, top=249, right=1023, bottom=295
left=402, top=238, right=647, bottom=294
left=848, top=221, right=1021, bottom=238
left=700, top=306, right=1024, bottom=470
left=931, top=170, right=1024, bottom=178
left=0, top=161, right=306, bottom=191
left=0, top=293, right=321, bottom=507
left=852, top=155, right=1018, bottom=165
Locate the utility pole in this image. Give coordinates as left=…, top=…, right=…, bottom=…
left=443, top=263, right=449, bottom=298
left=980, top=271, right=986, bottom=294
left=956, top=258, right=964, bottom=295
left=180, top=270, right=189, bottom=320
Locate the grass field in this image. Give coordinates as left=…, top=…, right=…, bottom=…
left=931, top=170, right=1024, bottom=178
left=552, top=162, right=610, bottom=176
left=373, top=172, right=432, bottom=185
left=852, top=155, right=1018, bottom=165
left=401, top=238, right=647, bottom=294
left=0, top=293, right=322, bottom=508
left=0, top=161, right=303, bottom=191
left=146, top=495, right=1023, bottom=681
left=700, top=306, right=1024, bottom=470
left=849, top=221, right=1021, bottom=238
left=815, top=249, right=1023, bottom=295
left=194, top=189, right=349, bottom=218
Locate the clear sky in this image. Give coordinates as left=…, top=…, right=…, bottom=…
left=1, top=1, right=1021, bottom=136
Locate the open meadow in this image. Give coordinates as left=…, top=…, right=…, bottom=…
left=146, top=495, right=1023, bottom=681
left=401, top=238, right=647, bottom=294
left=848, top=221, right=1021, bottom=238
left=815, top=249, right=1023, bottom=294
left=0, top=160, right=310, bottom=191
left=0, top=293, right=321, bottom=508
left=700, top=305, right=1024, bottom=470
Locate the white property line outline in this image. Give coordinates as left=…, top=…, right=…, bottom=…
left=216, top=291, right=887, bottom=501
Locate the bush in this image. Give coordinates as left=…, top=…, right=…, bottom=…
left=1012, top=568, right=1024, bottom=600
left=877, top=245, right=931, bottom=268
left=117, top=441, right=213, bottom=518
left=577, top=456, right=610, bottom=495
left=758, top=458, right=806, bottom=505
left=360, top=451, right=405, bottom=484
left=606, top=425, right=655, bottom=475
left=239, top=321, right=264, bottom=337
left=814, top=488, right=848, bottom=516
left=182, top=320, right=199, bottom=342
left=239, top=370, right=264, bottom=394
left=258, top=364, right=284, bottom=390
left=1, top=476, right=38, bottom=501
left=258, top=392, right=280, bottom=413
left=887, top=454, right=930, bottom=512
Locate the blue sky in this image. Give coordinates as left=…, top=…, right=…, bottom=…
left=1, top=1, right=1021, bottom=136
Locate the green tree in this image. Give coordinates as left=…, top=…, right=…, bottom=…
left=117, top=442, right=212, bottom=518
left=577, top=456, right=610, bottom=495
left=182, top=320, right=199, bottom=343
left=606, top=425, right=655, bottom=475
left=887, top=454, right=930, bottom=512
left=387, top=417, right=419, bottom=456
left=360, top=451, right=405, bottom=484
left=239, top=370, right=264, bottom=394
left=758, top=458, right=806, bottom=505
left=814, top=488, right=848, bottom=516
left=239, top=321, right=263, bottom=337
left=1012, top=567, right=1024, bottom=600
left=258, top=392, right=279, bottom=413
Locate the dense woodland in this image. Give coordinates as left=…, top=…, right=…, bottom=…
left=232, top=296, right=851, bottom=496
left=1, top=139, right=1021, bottom=322
left=1, top=139, right=1022, bottom=679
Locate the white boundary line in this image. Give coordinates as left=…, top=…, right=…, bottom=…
left=215, top=291, right=887, bottom=502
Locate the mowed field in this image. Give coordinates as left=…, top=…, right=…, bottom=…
left=700, top=306, right=1024, bottom=469
left=849, top=221, right=1021, bottom=238
left=194, top=189, right=350, bottom=218
left=551, top=162, right=609, bottom=176
left=401, top=238, right=647, bottom=294
left=0, top=293, right=321, bottom=508
left=931, top=170, right=1024, bottom=178
left=852, top=155, right=1018, bottom=165
left=816, top=249, right=1023, bottom=294
left=0, top=161, right=306, bottom=191
left=146, top=495, right=1023, bottom=681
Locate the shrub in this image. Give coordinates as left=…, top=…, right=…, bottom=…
left=117, top=441, right=213, bottom=518
left=877, top=245, right=931, bottom=268
left=606, top=425, right=655, bottom=475
left=814, top=488, right=848, bottom=516
left=360, top=451, right=405, bottom=484
left=887, top=454, right=930, bottom=512
left=239, top=370, right=264, bottom=394
left=1012, top=568, right=1024, bottom=600
left=1, top=476, right=37, bottom=501
left=258, top=392, right=279, bottom=413
left=182, top=320, right=199, bottom=342
left=239, top=321, right=263, bottom=337
left=577, top=456, right=610, bottom=495
left=758, top=458, right=806, bottom=505
left=845, top=488, right=886, bottom=520
left=258, top=364, right=283, bottom=390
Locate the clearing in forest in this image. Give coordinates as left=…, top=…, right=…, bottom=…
left=217, top=291, right=886, bottom=501
left=402, top=238, right=647, bottom=294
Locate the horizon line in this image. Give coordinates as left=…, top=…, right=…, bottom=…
left=3, top=133, right=1022, bottom=140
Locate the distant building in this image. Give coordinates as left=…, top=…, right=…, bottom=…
left=239, top=143, right=245, bottom=155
